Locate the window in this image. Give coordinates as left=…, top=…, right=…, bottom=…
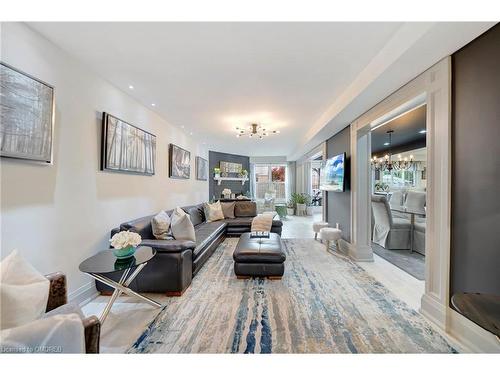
left=253, top=164, right=287, bottom=202
left=382, top=169, right=416, bottom=188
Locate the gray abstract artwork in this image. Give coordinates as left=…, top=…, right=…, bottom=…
left=102, top=113, right=156, bottom=175
left=0, top=63, right=54, bottom=162
left=169, top=144, right=190, bottom=179
left=196, top=156, right=208, bottom=180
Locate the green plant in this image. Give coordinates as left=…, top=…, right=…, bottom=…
left=291, top=192, right=311, bottom=206
left=287, top=198, right=295, bottom=208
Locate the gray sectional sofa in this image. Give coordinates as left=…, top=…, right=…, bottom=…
left=96, top=201, right=282, bottom=295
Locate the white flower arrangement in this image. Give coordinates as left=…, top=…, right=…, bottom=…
left=110, top=231, right=142, bottom=249
left=222, top=188, right=232, bottom=196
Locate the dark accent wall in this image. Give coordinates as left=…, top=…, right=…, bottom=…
left=450, top=24, right=500, bottom=298
left=326, top=125, right=351, bottom=241
left=209, top=151, right=250, bottom=200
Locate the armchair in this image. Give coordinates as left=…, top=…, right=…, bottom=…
left=45, top=272, right=100, bottom=353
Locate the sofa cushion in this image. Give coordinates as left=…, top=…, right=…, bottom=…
left=224, top=217, right=253, bottom=226
left=193, top=222, right=227, bottom=257
left=121, top=215, right=155, bottom=239
left=220, top=201, right=236, bottom=219
left=171, top=207, right=196, bottom=242
left=181, top=204, right=205, bottom=227
left=140, top=239, right=196, bottom=252
left=234, top=201, right=257, bottom=217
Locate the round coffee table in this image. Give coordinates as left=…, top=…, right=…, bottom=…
left=79, top=246, right=162, bottom=323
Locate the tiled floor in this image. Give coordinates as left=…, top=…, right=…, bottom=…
left=82, top=211, right=426, bottom=352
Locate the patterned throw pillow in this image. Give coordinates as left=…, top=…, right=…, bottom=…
left=170, top=207, right=196, bottom=242
left=203, top=201, right=225, bottom=222
left=151, top=211, right=172, bottom=240
left=220, top=201, right=236, bottom=219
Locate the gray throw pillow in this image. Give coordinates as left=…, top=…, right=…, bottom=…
left=151, top=211, right=172, bottom=240
left=220, top=201, right=236, bottom=219
left=170, top=207, right=196, bottom=242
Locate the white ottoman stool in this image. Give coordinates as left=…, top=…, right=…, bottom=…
left=319, top=227, right=342, bottom=251
left=312, top=222, right=329, bottom=241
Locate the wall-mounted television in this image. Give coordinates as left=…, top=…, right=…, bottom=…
left=320, top=153, right=346, bottom=192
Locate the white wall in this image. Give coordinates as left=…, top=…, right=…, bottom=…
left=0, top=23, right=208, bottom=302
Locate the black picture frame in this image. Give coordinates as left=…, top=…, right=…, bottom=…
left=196, top=156, right=208, bottom=181
left=101, top=112, right=156, bottom=175
left=169, top=143, right=191, bottom=179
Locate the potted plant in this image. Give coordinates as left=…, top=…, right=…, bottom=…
left=214, top=167, right=221, bottom=179
left=291, top=193, right=308, bottom=216
left=239, top=169, right=248, bottom=179
left=305, top=194, right=314, bottom=216
left=286, top=199, right=295, bottom=216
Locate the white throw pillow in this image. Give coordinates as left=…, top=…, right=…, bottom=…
left=170, top=207, right=196, bottom=242
left=0, top=250, right=50, bottom=330
left=203, top=201, right=225, bottom=222
left=0, top=313, right=85, bottom=353
left=151, top=211, right=172, bottom=240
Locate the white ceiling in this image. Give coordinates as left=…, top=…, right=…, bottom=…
left=28, top=22, right=495, bottom=159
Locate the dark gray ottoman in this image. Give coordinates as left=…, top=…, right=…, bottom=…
left=233, top=232, right=286, bottom=279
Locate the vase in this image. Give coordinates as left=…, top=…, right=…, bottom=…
left=306, top=206, right=314, bottom=216
left=112, top=245, right=136, bottom=259
left=287, top=208, right=295, bottom=216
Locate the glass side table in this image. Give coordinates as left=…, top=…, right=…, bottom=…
left=79, top=246, right=162, bottom=323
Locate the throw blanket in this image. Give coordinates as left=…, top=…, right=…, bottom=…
left=251, top=213, right=274, bottom=232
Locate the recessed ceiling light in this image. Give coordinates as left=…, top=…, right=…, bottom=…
left=189, top=132, right=193, bottom=136
left=419, top=129, right=427, bottom=134
left=181, top=125, right=185, bottom=129
left=384, top=142, right=390, bottom=146
left=128, top=85, right=134, bottom=90
left=151, top=103, right=156, bottom=107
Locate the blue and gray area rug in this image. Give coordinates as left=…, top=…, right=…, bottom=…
left=129, top=238, right=455, bottom=353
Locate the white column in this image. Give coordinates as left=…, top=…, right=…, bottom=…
left=350, top=126, right=374, bottom=262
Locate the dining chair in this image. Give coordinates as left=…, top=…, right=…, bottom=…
left=371, top=195, right=411, bottom=250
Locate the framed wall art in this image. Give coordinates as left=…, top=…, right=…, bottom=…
left=196, top=156, right=208, bottom=181
left=0, top=62, right=55, bottom=163
left=169, top=143, right=191, bottom=179
left=101, top=112, right=156, bottom=175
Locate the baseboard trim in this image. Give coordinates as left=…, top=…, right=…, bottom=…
left=447, top=309, right=500, bottom=353
left=420, top=293, right=500, bottom=353
left=347, top=242, right=374, bottom=262
left=420, top=292, right=447, bottom=328
left=68, top=281, right=99, bottom=307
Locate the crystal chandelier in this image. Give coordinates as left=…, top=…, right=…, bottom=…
left=371, top=130, right=414, bottom=171
left=235, top=123, right=280, bottom=139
